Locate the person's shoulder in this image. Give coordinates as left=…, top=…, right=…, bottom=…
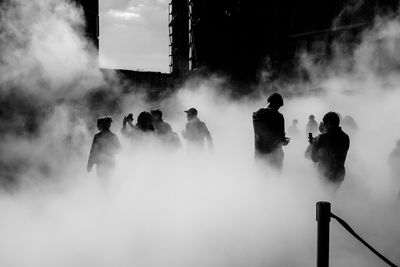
left=338, top=128, right=350, bottom=139
left=253, top=108, right=269, bottom=119
left=254, top=108, right=268, bottom=114
left=195, top=119, right=206, bottom=127
left=104, top=130, right=118, bottom=138
left=94, top=131, right=103, bottom=138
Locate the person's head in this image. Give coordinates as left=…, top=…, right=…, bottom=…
left=184, top=108, right=198, bottom=121
left=150, top=109, right=163, bottom=122
left=97, top=116, right=112, bottom=131
left=267, top=93, right=284, bottom=109
left=293, top=119, right=298, bottom=125
left=136, top=111, right=153, bottom=131
left=309, top=115, right=315, bottom=121
left=322, top=112, right=340, bottom=131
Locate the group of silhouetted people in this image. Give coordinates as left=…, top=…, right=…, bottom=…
left=121, top=110, right=180, bottom=148
left=87, top=92, right=400, bottom=194
left=87, top=108, right=213, bottom=180
left=252, top=93, right=351, bottom=190
left=88, top=93, right=351, bottom=190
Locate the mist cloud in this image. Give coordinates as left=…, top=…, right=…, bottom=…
left=0, top=1, right=399, bottom=267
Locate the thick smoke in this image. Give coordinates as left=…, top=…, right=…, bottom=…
left=0, top=0, right=399, bottom=267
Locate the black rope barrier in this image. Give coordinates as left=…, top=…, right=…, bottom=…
left=330, top=212, right=398, bottom=267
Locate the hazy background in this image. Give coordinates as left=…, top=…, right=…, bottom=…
left=0, top=0, right=399, bottom=267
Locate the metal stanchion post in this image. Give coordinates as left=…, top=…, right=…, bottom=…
left=316, top=201, right=331, bottom=267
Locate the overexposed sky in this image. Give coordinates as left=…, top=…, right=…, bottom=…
left=99, top=0, right=170, bottom=73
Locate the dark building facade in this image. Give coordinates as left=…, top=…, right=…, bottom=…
left=170, top=0, right=399, bottom=83
left=76, top=0, right=398, bottom=88
left=169, top=0, right=190, bottom=77
left=75, top=0, right=99, bottom=49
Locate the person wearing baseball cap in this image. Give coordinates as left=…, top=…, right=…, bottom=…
left=253, top=92, right=290, bottom=170
left=182, top=108, right=212, bottom=150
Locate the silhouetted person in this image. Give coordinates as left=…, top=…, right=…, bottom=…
left=288, top=119, right=300, bottom=138
left=253, top=93, right=290, bottom=170
left=388, top=140, right=400, bottom=197
left=122, top=111, right=155, bottom=139
left=87, top=116, right=120, bottom=179
left=151, top=109, right=173, bottom=135
left=182, top=108, right=212, bottom=150
left=309, top=112, right=350, bottom=187
left=136, top=111, right=155, bottom=132
left=151, top=109, right=181, bottom=149
left=306, top=115, right=319, bottom=137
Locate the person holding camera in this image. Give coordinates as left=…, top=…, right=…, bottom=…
left=307, top=112, right=350, bottom=187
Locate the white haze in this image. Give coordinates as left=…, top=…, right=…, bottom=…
left=0, top=0, right=399, bottom=267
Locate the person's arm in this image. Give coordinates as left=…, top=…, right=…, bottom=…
left=310, top=137, right=322, bottom=163
left=121, top=116, right=128, bottom=136
left=252, top=112, right=263, bottom=144
left=342, top=134, right=350, bottom=162
left=203, top=123, right=213, bottom=148
left=87, top=136, right=97, bottom=172
left=126, top=114, right=135, bottom=129
left=280, top=114, right=289, bottom=145
left=305, top=134, right=316, bottom=159
left=122, top=114, right=135, bottom=132
left=181, top=124, right=188, bottom=139
left=127, top=121, right=135, bottom=129
left=304, top=144, right=312, bottom=159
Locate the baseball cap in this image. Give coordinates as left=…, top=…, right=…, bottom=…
left=184, top=108, right=198, bottom=115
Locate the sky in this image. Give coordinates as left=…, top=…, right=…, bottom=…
left=99, top=0, right=170, bottom=73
